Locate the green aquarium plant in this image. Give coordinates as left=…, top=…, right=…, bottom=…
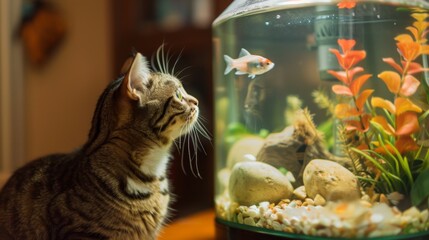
left=224, top=122, right=269, bottom=147
left=312, top=89, right=336, bottom=150
left=328, top=11, right=429, bottom=206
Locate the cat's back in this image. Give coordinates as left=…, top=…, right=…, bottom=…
left=0, top=153, right=74, bottom=199
left=0, top=153, right=77, bottom=239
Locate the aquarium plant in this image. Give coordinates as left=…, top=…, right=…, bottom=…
left=328, top=11, right=429, bottom=207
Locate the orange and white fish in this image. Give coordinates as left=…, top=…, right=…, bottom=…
left=224, top=48, right=275, bottom=79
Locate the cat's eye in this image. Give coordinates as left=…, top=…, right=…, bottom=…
left=176, top=90, right=183, bottom=100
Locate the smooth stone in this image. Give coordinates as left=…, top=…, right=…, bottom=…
left=314, top=194, right=326, bottom=206
left=305, top=198, right=315, bottom=206
left=303, top=159, right=361, bottom=201
left=293, top=186, right=307, bottom=200
left=217, top=168, right=231, bottom=189
left=229, top=161, right=293, bottom=206
left=226, top=136, right=265, bottom=169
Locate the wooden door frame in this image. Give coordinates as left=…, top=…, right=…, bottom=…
left=0, top=0, right=25, bottom=185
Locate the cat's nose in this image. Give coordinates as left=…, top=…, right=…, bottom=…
left=188, top=96, right=198, bottom=106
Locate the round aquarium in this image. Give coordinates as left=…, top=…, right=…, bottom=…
left=213, top=0, right=429, bottom=239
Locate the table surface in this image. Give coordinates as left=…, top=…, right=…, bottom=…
left=159, top=210, right=215, bottom=240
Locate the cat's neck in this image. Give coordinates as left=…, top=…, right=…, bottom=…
left=132, top=146, right=172, bottom=177
left=89, top=130, right=173, bottom=178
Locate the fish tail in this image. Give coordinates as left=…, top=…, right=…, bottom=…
left=223, top=55, right=234, bottom=75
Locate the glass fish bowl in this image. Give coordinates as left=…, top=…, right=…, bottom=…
left=212, top=0, right=429, bottom=239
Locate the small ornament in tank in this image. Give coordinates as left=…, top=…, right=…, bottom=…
left=224, top=48, right=275, bottom=79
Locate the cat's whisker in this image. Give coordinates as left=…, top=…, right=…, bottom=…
left=176, top=132, right=182, bottom=147
left=189, top=128, right=197, bottom=159
left=175, top=66, right=192, bottom=80
left=193, top=129, right=199, bottom=159
left=178, top=126, right=187, bottom=175
left=185, top=125, right=198, bottom=178
left=191, top=128, right=202, bottom=179
left=154, top=44, right=187, bottom=78
left=176, top=118, right=200, bottom=178
left=195, top=120, right=212, bottom=143
left=186, top=126, right=194, bottom=176
left=197, top=119, right=211, bottom=139
left=180, top=146, right=187, bottom=176
left=164, top=46, right=173, bottom=75
left=172, top=139, right=180, bottom=153
left=199, top=114, right=210, bottom=125
left=172, top=49, right=183, bottom=77
left=198, top=115, right=208, bottom=130
left=156, top=44, right=170, bottom=75
left=191, top=122, right=204, bottom=154
left=188, top=117, right=204, bottom=179
left=179, top=74, right=192, bottom=82
left=150, top=54, right=158, bottom=72
left=156, top=45, right=164, bottom=74
left=194, top=125, right=208, bottom=156
left=159, top=44, right=165, bottom=74
left=162, top=46, right=168, bottom=74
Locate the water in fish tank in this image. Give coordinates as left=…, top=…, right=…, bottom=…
left=213, top=0, right=429, bottom=238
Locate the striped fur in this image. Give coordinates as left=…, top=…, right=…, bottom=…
left=0, top=52, right=201, bottom=239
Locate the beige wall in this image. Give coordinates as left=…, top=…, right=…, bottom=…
left=24, top=1, right=112, bottom=161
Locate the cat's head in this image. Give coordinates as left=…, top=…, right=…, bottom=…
left=85, top=50, right=209, bottom=176
left=115, top=52, right=200, bottom=145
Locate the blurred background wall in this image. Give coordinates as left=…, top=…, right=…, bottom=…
left=25, top=0, right=112, bottom=161
left=0, top=0, right=231, bottom=218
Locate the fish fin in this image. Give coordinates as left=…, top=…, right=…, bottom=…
left=224, top=55, right=234, bottom=75
left=249, top=74, right=256, bottom=79
left=239, top=48, right=251, bottom=58
left=235, top=71, right=247, bottom=75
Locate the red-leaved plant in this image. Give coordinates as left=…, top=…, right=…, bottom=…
left=327, top=13, right=429, bottom=199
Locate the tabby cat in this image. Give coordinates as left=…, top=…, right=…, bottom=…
left=0, top=51, right=204, bottom=240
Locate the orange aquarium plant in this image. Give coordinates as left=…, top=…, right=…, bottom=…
left=328, top=12, right=429, bottom=206
left=337, top=0, right=357, bottom=9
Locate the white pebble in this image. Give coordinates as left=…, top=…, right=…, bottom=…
left=243, top=217, right=256, bottom=226
left=314, top=194, right=326, bottom=206
left=371, top=213, right=384, bottom=223
left=276, top=212, right=284, bottom=222
left=237, top=213, right=243, bottom=224
left=293, top=185, right=307, bottom=200
left=403, top=206, right=420, bottom=218
left=259, top=201, right=270, bottom=208
left=272, top=221, right=283, bottom=231
left=259, top=202, right=269, bottom=215
left=243, top=154, right=256, bottom=161
left=270, top=213, right=278, bottom=221
left=247, top=206, right=259, bottom=218
left=229, top=195, right=429, bottom=238
left=305, top=198, right=314, bottom=205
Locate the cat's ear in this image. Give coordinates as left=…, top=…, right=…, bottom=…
left=121, top=52, right=151, bottom=102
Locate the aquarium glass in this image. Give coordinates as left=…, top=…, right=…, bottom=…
left=213, top=0, right=429, bottom=238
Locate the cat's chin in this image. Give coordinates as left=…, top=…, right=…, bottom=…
left=187, top=108, right=199, bottom=122
left=171, top=119, right=198, bottom=140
